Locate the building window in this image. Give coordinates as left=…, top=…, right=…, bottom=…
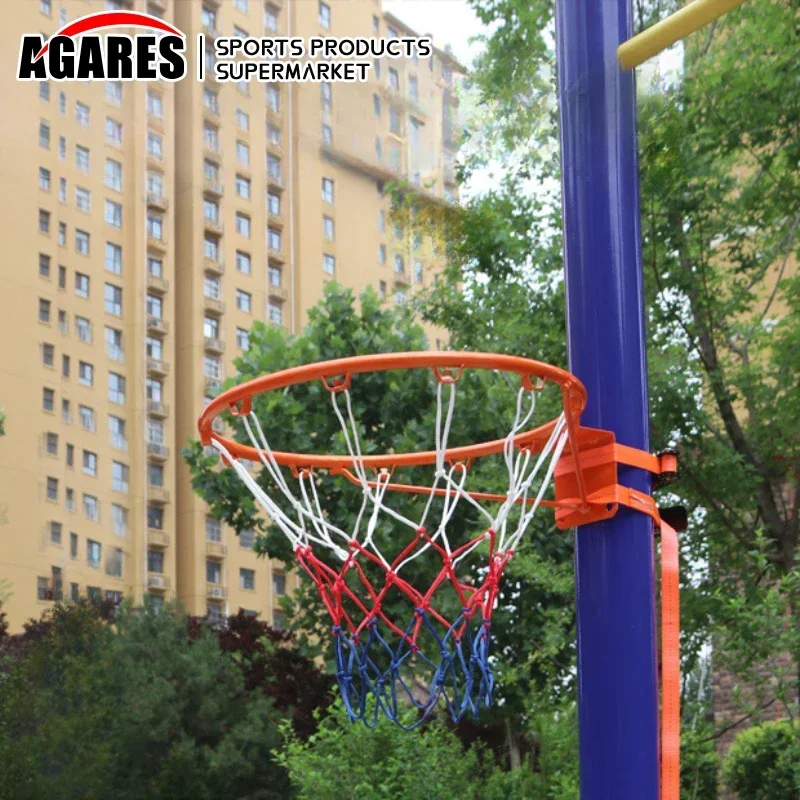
left=379, top=280, right=387, bottom=299
left=58, top=310, right=68, bottom=333
left=37, top=576, right=51, bottom=601
left=203, top=123, right=219, bottom=152
left=87, top=539, right=101, bottom=567
left=106, top=326, right=124, bottom=361
left=66, top=443, right=74, bottom=467
left=147, top=132, right=163, bottom=157
left=112, top=461, right=129, bottom=493
left=322, top=178, right=334, bottom=203
left=236, top=328, right=249, bottom=349
left=109, top=416, right=126, bottom=450
left=147, top=256, right=163, bottom=277
left=148, top=463, right=164, bottom=487
left=44, top=431, right=58, bottom=454
left=267, top=155, right=282, bottom=182
left=39, top=253, right=51, bottom=278
left=82, top=449, right=97, bottom=476
left=273, top=571, right=286, bottom=595
left=58, top=222, right=66, bottom=246
left=240, top=529, right=255, bottom=549
left=204, top=275, right=221, bottom=299
left=65, top=487, right=75, bottom=510
left=147, top=419, right=164, bottom=445
left=268, top=228, right=281, bottom=252
left=75, top=229, right=90, bottom=254
left=105, top=283, right=122, bottom=315
left=42, top=342, right=55, bottom=366
left=106, top=80, right=122, bottom=105
left=109, top=373, right=126, bottom=404
left=75, top=145, right=90, bottom=172
left=389, top=107, right=401, bottom=135
left=103, top=158, right=122, bottom=191
left=43, top=388, right=55, bottom=412
left=378, top=244, right=387, bottom=264
left=39, top=297, right=52, bottom=322
left=40, top=81, right=50, bottom=101
left=235, top=213, right=251, bottom=237
left=373, top=93, right=381, bottom=117
left=409, top=75, right=419, bottom=102
left=318, top=0, right=330, bottom=28
left=321, top=123, right=332, bottom=147
left=147, top=549, right=163, bottom=573
left=105, top=242, right=122, bottom=274
left=147, top=505, right=164, bottom=531
left=75, top=101, right=90, bottom=126
left=389, top=68, right=400, bottom=91
left=203, top=86, right=218, bottom=113
left=105, top=200, right=123, bottom=228
left=39, top=121, right=50, bottom=149
left=39, top=209, right=51, bottom=233
left=84, top=495, right=100, bottom=522
left=264, top=7, right=278, bottom=31
left=268, top=301, right=283, bottom=325
left=206, top=518, right=221, bottom=542
left=58, top=178, right=67, bottom=202
left=203, top=198, right=219, bottom=223
left=58, top=136, right=66, bottom=161
left=267, top=192, right=281, bottom=216
left=73, top=271, right=90, bottom=298
left=321, top=81, right=332, bottom=111
left=112, top=504, right=128, bottom=536
left=204, top=355, right=221, bottom=380
left=106, top=548, right=123, bottom=578
left=235, top=174, right=251, bottom=199
left=204, top=235, right=219, bottom=260
left=267, top=124, right=282, bottom=146
left=206, top=560, right=221, bottom=585
left=46, top=477, right=58, bottom=501
left=105, top=116, right=122, bottom=145
left=323, top=254, right=335, bottom=275
left=236, top=108, right=249, bottom=130
left=233, top=0, right=248, bottom=11
left=146, top=171, right=163, bottom=196
left=266, top=86, right=280, bottom=113
left=78, top=361, right=94, bottom=387
left=146, top=214, right=163, bottom=240
left=76, top=315, right=92, bottom=342
left=415, top=260, right=424, bottom=283
left=240, top=568, right=255, bottom=591
left=146, top=90, right=163, bottom=118
left=236, top=290, right=252, bottom=313
left=62, top=399, right=71, bottom=423
left=236, top=250, right=251, bottom=274
left=146, top=294, right=162, bottom=318
left=273, top=611, right=287, bottom=629
left=39, top=167, right=51, bottom=191
left=235, top=139, right=250, bottom=165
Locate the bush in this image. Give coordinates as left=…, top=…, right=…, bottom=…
left=722, top=720, right=800, bottom=799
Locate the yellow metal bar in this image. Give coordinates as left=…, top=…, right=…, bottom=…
left=617, top=0, right=747, bottom=70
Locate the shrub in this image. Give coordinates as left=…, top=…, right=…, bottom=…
left=722, top=720, right=800, bottom=799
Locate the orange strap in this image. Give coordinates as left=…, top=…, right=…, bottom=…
left=557, top=439, right=680, bottom=800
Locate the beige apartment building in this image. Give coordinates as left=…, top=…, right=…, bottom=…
left=0, top=0, right=463, bottom=631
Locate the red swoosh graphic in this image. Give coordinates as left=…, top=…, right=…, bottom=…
left=35, top=11, right=184, bottom=61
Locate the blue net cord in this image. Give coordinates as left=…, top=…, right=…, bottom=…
left=332, top=608, right=495, bottom=730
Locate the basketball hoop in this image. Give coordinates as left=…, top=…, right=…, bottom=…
left=198, top=352, right=592, bottom=728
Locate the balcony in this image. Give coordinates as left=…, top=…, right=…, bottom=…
left=269, top=284, right=289, bottom=302
left=147, top=315, right=169, bottom=336
left=206, top=541, right=227, bottom=559
left=147, top=273, right=169, bottom=294
left=204, top=255, right=224, bottom=275
left=203, top=296, right=225, bottom=316
left=147, top=442, right=169, bottom=462
left=267, top=172, right=284, bottom=191
left=394, top=270, right=410, bottom=288
left=147, top=152, right=164, bottom=169
left=204, top=337, right=225, bottom=355
left=147, top=193, right=169, bottom=212
left=204, top=178, right=223, bottom=197
left=204, top=376, right=222, bottom=395
left=147, top=573, right=170, bottom=591
left=203, top=145, right=222, bottom=164
left=268, top=244, right=285, bottom=265
left=147, top=234, right=167, bottom=253
left=203, top=24, right=220, bottom=39
left=147, top=358, right=169, bottom=377
left=206, top=583, right=227, bottom=599
left=148, top=486, right=170, bottom=504
left=147, top=529, right=170, bottom=547
left=147, top=400, right=169, bottom=419
left=203, top=217, right=223, bottom=236
left=266, top=107, right=282, bottom=128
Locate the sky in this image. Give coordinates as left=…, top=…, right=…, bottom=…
left=382, top=0, right=485, bottom=68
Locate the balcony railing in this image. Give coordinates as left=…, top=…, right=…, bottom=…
left=148, top=486, right=170, bottom=504
left=204, top=178, right=223, bottom=197
left=147, top=573, right=170, bottom=590
left=204, top=376, right=222, bottom=395
left=147, top=400, right=169, bottom=419
left=147, top=315, right=169, bottom=335
left=206, top=541, right=227, bottom=559
left=147, top=442, right=169, bottom=461
left=147, top=529, right=170, bottom=547
left=204, top=256, right=224, bottom=275
left=147, top=234, right=167, bottom=252
left=147, top=193, right=168, bottom=211
left=203, top=217, right=223, bottom=235
left=147, top=358, right=169, bottom=377
left=203, top=296, right=225, bottom=315
left=204, top=337, right=225, bottom=355
left=269, top=284, right=289, bottom=302
left=206, top=583, right=227, bottom=599
left=147, top=273, right=169, bottom=294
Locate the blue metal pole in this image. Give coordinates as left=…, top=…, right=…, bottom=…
left=555, top=2, right=659, bottom=798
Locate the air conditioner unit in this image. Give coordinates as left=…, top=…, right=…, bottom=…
left=210, top=586, right=224, bottom=598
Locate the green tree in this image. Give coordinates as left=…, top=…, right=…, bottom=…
left=0, top=602, right=292, bottom=799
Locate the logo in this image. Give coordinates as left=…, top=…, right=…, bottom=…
left=17, top=11, right=186, bottom=82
